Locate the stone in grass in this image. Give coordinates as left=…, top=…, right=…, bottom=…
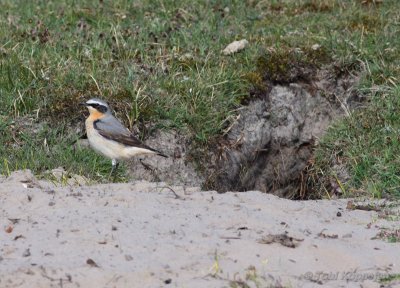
left=222, top=39, right=249, bottom=55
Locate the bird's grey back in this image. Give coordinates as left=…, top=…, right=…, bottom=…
left=96, top=114, right=131, bottom=136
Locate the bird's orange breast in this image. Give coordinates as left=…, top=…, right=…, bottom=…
left=88, top=110, right=105, bottom=121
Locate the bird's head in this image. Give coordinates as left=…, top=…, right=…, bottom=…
left=82, top=98, right=110, bottom=118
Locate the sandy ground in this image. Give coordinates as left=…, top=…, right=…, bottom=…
left=1, top=170, right=399, bottom=288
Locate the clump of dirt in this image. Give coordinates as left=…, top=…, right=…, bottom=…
left=126, top=130, right=203, bottom=188
left=204, top=61, right=362, bottom=199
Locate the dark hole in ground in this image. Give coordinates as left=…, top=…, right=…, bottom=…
left=204, top=64, right=363, bottom=199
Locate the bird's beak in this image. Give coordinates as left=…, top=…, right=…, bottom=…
left=80, top=102, right=88, bottom=106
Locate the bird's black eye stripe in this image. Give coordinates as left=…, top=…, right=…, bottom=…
left=88, top=103, right=108, bottom=113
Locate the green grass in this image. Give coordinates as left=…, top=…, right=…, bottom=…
left=315, top=87, right=400, bottom=198
left=0, top=0, right=253, bottom=178
left=1, top=0, right=400, bottom=196
left=375, top=228, right=400, bottom=243
left=380, top=273, right=400, bottom=284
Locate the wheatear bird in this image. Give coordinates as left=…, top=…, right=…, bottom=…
left=82, top=98, right=167, bottom=174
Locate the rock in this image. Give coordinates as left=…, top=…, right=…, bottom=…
left=47, top=167, right=88, bottom=186
left=222, top=39, right=249, bottom=55
left=3, top=170, right=36, bottom=183
left=311, top=44, right=321, bottom=50
left=75, top=139, right=90, bottom=148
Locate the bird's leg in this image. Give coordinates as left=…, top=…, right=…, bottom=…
left=110, top=159, right=119, bottom=178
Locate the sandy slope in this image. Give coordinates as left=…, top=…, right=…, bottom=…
left=0, top=170, right=399, bottom=288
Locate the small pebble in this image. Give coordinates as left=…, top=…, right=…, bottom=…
left=22, top=249, right=31, bottom=257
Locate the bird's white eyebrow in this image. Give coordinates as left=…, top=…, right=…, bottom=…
left=86, top=99, right=107, bottom=106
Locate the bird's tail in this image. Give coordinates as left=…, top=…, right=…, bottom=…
left=156, top=151, right=168, bottom=158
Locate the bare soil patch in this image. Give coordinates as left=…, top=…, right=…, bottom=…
left=1, top=170, right=399, bottom=287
